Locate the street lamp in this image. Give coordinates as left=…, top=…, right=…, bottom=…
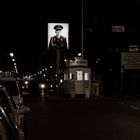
left=12, top=58, right=15, bottom=62
left=78, top=53, right=82, bottom=57
left=9, top=52, right=14, bottom=57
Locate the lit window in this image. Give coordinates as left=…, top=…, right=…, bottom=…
left=76, top=71, right=83, bottom=80
left=84, top=73, right=89, bottom=80
left=69, top=73, right=74, bottom=80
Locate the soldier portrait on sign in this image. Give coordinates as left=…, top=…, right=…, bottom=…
left=48, top=23, right=69, bottom=50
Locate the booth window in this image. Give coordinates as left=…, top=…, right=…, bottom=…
left=84, top=73, right=89, bottom=80
left=69, top=73, right=74, bottom=80
left=76, top=71, right=83, bottom=80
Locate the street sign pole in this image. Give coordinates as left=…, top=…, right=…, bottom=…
left=120, top=65, right=124, bottom=97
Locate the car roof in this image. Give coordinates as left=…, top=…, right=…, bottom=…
left=0, top=76, right=17, bottom=81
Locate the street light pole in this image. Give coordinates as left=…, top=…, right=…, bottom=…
left=81, top=0, right=84, bottom=59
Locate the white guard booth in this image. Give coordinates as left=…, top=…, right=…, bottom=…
left=64, top=57, right=91, bottom=99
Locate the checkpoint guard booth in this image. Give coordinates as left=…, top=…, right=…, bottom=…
left=64, top=57, right=91, bottom=99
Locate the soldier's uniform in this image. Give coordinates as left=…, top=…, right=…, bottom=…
left=49, top=25, right=67, bottom=50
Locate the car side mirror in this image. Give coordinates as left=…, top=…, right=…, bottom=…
left=18, top=106, right=30, bottom=114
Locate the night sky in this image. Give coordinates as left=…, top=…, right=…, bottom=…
left=1, top=0, right=140, bottom=74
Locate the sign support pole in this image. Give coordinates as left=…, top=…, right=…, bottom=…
left=56, top=49, right=60, bottom=95
left=81, top=0, right=84, bottom=59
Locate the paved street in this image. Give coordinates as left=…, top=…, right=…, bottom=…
left=23, top=92, right=140, bottom=140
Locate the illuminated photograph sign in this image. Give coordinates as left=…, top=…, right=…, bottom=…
left=48, top=23, right=69, bottom=50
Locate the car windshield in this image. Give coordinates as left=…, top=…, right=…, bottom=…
left=0, top=90, right=13, bottom=113
left=1, top=81, right=19, bottom=96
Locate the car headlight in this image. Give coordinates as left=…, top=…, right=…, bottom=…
left=40, top=83, right=46, bottom=89
left=24, top=81, right=29, bottom=85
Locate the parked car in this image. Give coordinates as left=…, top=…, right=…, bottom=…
left=0, top=85, right=27, bottom=128
left=0, top=85, right=30, bottom=128
left=0, top=75, right=23, bottom=107
left=0, top=73, right=30, bottom=110
left=0, top=104, right=24, bottom=140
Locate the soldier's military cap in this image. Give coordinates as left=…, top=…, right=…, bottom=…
left=54, top=24, right=63, bottom=30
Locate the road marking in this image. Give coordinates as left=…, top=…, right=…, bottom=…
left=118, top=101, right=140, bottom=110
left=129, top=105, right=139, bottom=110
